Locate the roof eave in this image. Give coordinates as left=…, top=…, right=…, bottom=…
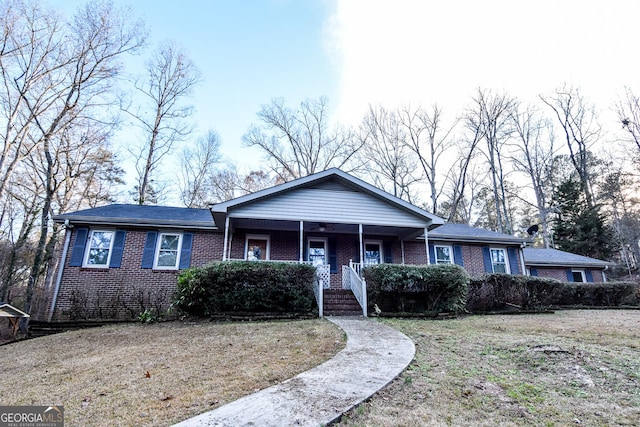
left=52, top=215, right=218, bottom=230
left=428, top=235, right=526, bottom=245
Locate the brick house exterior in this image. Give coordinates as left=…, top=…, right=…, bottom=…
left=47, top=169, right=612, bottom=321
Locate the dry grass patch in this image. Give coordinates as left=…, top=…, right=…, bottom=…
left=0, top=319, right=345, bottom=426
left=339, top=310, right=640, bottom=426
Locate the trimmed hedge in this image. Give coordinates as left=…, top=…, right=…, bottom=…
left=467, top=274, right=564, bottom=312
left=467, top=274, right=640, bottom=312
left=364, top=264, right=470, bottom=314
left=172, top=261, right=317, bottom=317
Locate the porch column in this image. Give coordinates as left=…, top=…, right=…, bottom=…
left=222, top=216, right=230, bottom=261
left=519, top=246, right=527, bottom=276
left=358, top=224, right=364, bottom=266
left=424, top=226, right=430, bottom=265
left=299, top=221, right=304, bottom=263
left=401, top=240, right=406, bottom=265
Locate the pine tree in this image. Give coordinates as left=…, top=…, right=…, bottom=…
left=552, top=179, right=615, bottom=260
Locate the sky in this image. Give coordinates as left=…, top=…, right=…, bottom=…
left=51, top=0, right=640, bottom=181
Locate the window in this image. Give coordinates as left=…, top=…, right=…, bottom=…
left=571, top=269, right=586, bottom=282
left=490, top=248, right=508, bottom=273
left=154, top=233, right=183, bottom=269
left=435, top=245, right=452, bottom=264
left=84, top=230, right=114, bottom=267
left=245, top=235, right=270, bottom=261
left=364, top=241, right=382, bottom=265
left=308, top=239, right=327, bottom=266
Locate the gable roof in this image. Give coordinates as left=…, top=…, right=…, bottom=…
left=210, top=168, right=444, bottom=229
left=0, top=303, right=30, bottom=318
left=52, top=204, right=216, bottom=230
left=523, top=248, right=612, bottom=268
left=429, top=223, right=526, bottom=245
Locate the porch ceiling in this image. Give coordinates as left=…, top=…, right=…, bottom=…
left=231, top=218, right=424, bottom=239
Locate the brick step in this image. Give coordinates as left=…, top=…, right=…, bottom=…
left=323, top=290, right=363, bottom=316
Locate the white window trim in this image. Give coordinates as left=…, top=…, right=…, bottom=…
left=153, top=232, right=183, bottom=270
left=83, top=229, right=115, bottom=268
left=307, top=237, right=328, bottom=265
left=434, top=244, right=453, bottom=264
left=571, top=269, right=586, bottom=282
left=245, top=234, right=271, bottom=261
left=490, top=247, right=510, bottom=274
left=364, top=240, right=383, bottom=265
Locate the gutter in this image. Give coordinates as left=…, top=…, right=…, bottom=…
left=48, top=220, right=72, bottom=322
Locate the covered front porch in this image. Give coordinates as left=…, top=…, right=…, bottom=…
left=218, top=218, right=436, bottom=316
left=208, top=169, right=444, bottom=317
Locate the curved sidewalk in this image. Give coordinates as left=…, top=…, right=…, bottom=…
left=173, top=316, right=415, bottom=427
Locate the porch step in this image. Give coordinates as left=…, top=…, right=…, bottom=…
left=323, top=289, right=364, bottom=316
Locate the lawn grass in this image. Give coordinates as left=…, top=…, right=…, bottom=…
left=338, top=310, right=640, bottom=426
left=0, top=318, right=345, bottom=427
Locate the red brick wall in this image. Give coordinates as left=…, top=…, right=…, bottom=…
left=51, top=227, right=224, bottom=321
left=533, top=267, right=605, bottom=283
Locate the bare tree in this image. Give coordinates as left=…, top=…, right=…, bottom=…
left=180, top=130, right=222, bottom=208
left=398, top=104, right=458, bottom=214
left=541, top=84, right=601, bottom=208
left=616, top=86, right=640, bottom=162
left=444, top=110, right=485, bottom=223
left=508, top=104, right=556, bottom=247
left=356, top=105, right=420, bottom=202
left=128, top=40, right=201, bottom=205
left=469, top=89, right=517, bottom=233
left=207, top=166, right=276, bottom=203
left=242, top=97, right=362, bottom=181
left=0, top=0, right=146, bottom=315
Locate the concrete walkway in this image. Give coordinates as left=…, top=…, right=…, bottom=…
left=173, top=316, right=415, bottom=427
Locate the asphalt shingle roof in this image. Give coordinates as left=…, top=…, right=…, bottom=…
left=52, top=204, right=216, bottom=229
left=429, top=223, right=526, bottom=244
left=523, top=248, right=611, bottom=267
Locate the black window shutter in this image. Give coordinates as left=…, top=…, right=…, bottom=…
left=453, top=245, right=464, bottom=266
left=585, top=270, right=594, bottom=283
left=530, top=268, right=538, bottom=276
left=383, top=241, right=393, bottom=264
left=69, top=228, right=89, bottom=267
left=428, top=244, right=435, bottom=264
left=328, top=238, right=337, bottom=273
left=141, top=231, right=158, bottom=269
left=482, top=247, right=493, bottom=273
left=109, top=230, right=127, bottom=268
left=507, top=247, right=520, bottom=274
left=179, top=233, right=193, bottom=269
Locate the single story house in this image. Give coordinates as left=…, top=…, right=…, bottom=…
left=45, top=168, right=611, bottom=321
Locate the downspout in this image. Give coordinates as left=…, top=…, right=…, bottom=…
left=222, top=216, right=230, bottom=261
left=358, top=224, right=364, bottom=267
left=48, top=220, right=72, bottom=322
left=401, top=240, right=405, bottom=265
left=424, top=227, right=430, bottom=264
left=519, top=243, right=527, bottom=275
left=299, top=221, right=304, bottom=263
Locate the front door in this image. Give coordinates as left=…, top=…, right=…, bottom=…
left=308, top=239, right=330, bottom=288
left=364, top=242, right=382, bottom=265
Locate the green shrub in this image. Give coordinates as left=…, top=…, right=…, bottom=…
left=467, top=275, right=640, bottom=312
left=364, top=264, right=470, bottom=314
left=172, top=261, right=317, bottom=317
left=467, top=274, right=565, bottom=312
left=558, top=281, right=639, bottom=306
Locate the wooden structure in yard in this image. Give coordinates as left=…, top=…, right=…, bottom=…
left=0, top=303, right=30, bottom=339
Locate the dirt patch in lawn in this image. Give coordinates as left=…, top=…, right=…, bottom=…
left=338, top=310, right=640, bottom=426
left=0, top=318, right=345, bottom=426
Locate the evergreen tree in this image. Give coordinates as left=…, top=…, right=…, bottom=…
left=552, top=179, right=615, bottom=260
